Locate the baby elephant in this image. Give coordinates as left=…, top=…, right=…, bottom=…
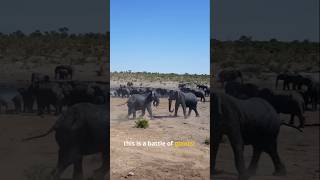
left=127, top=91, right=159, bottom=119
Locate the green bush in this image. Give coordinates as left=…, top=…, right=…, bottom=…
left=135, top=118, right=149, bottom=129
left=204, top=137, right=210, bottom=145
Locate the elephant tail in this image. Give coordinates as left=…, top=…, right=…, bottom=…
left=281, top=122, right=303, bottom=132
left=22, top=125, right=56, bottom=141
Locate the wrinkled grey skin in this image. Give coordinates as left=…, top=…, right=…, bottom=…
left=168, top=90, right=199, bottom=118
left=23, top=103, right=109, bottom=180
left=212, top=93, right=286, bottom=180
left=127, top=91, right=159, bottom=119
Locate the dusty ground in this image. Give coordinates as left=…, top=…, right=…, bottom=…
left=110, top=97, right=210, bottom=180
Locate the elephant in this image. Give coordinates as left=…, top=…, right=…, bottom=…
left=127, top=91, right=159, bottom=119
left=18, top=86, right=35, bottom=113
left=33, top=82, right=65, bottom=115
left=276, top=73, right=312, bottom=90
left=204, top=87, right=210, bottom=97
left=258, top=88, right=305, bottom=128
left=168, top=90, right=199, bottom=118
left=127, top=81, right=133, bottom=87
left=54, top=65, right=73, bottom=80
left=217, top=69, right=243, bottom=87
left=180, top=87, right=206, bottom=102
left=118, top=86, right=130, bottom=98
left=0, top=88, right=23, bottom=113
left=225, top=82, right=259, bottom=100
left=23, top=103, right=109, bottom=180
left=196, top=84, right=209, bottom=91
left=310, top=81, right=320, bottom=110
left=212, top=93, right=286, bottom=180
left=155, top=88, right=169, bottom=97
left=31, top=73, right=50, bottom=84
left=64, top=83, right=107, bottom=106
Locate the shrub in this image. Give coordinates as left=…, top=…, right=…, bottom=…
left=135, top=117, right=149, bottom=129
left=204, top=137, right=210, bottom=145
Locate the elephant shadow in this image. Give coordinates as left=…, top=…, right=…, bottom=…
left=152, top=115, right=179, bottom=119
left=213, top=169, right=238, bottom=180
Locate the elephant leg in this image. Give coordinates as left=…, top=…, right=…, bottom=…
left=94, top=152, right=109, bottom=180
left=188, top=108, right=192, bottom=116
left=298, top=115, right=305, bottom=128
left=227, top=130, right=249, bottom=180
left=147, top=105, right=153, bottom=119
left=140, top=108, right=146, bottom=117
left=73, top=157, right=84, bottom=180
left=52, top=149, right=72, bottom=180
left=266, top=141, right=286, bottom=176
left=212, top=129, right=223, bottom=175
left=247, top=146, right=262, bottom=175
left=181, top=104, right=187, bottom=119
left=289, top=114, right=295, bottom=125
left=194, top=107, right=200, bottom=117
left=174, top=103, right=179, bottom=117
left=127, top=108, right=132, bottom=119
left=133, top=109, right=136, bottom=119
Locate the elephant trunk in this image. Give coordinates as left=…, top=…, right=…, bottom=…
left=169, top=99, right=174, bottom=112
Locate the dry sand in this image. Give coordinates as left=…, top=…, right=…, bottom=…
left=110, top=97, right=210, bottom=180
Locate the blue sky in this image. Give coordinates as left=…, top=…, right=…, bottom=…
left=110, top=0, right=210, bottom=74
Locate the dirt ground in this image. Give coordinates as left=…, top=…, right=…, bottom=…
left=110, top=97, right=210, bottom=180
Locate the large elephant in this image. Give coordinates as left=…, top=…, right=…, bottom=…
left=23, top=103, right=109, bottom=180
left=212, top=93, right=286, bottom=180
left=258, top=88, right=305, bottom=128
left=168, top=90, right=199, bottom=118
left=127, top=91, right=159, bottom=119
left=54, top=65, right=73, bottom=80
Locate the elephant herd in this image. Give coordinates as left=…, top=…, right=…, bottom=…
left=0, top=65, right=110, bottom=180
left=111, top=82, right=210, bottom=120
left=212, top=70, right=320, bottom=180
